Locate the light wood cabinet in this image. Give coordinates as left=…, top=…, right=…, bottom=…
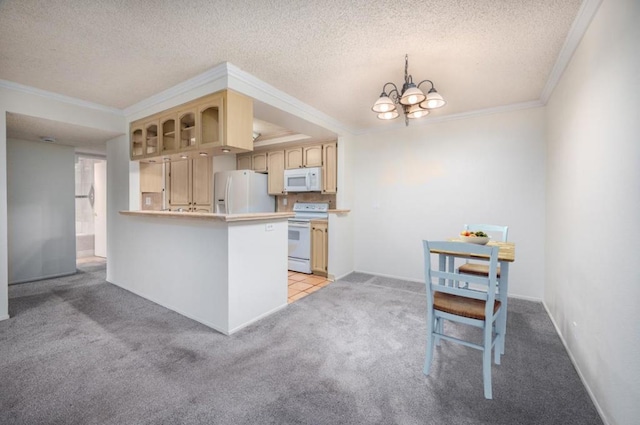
left=131, top=125, right=144, bottom=159
left=168, top=157, right=212, bottom=212
left=160, top=114, right=177, bottom=154
left=140, top=163, right=163, bottom=193
left=198, top=95, right=223, bottom=148
left=237, top=154, right=252, bottom=170
left=130, top=89, right=253, bottom=161
left=322, top=142, right=337, bottom=194
left=304, top=145, right=323, bottom=167
left=267, top=150, right=285, bottom=195
left=311, top=220, right=328, bottom=276
left=285, top=145, right=325, bottom=169
left=145, top=120, right=160, bottom=156
left=285, top=148, right=303, bottom=169
left=252, top=152, right=268, bottom=173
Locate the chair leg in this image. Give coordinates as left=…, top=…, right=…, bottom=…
left=434, top=317, right=443, bottom=346
left=424, top=309, right=435, bottom=375
left=483, top=324, right=493, bottom=399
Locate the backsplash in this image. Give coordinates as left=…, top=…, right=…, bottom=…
left=276, top=193, right=336, bottom=212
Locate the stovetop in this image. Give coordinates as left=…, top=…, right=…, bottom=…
left=291, top=202, right=329, bottom=221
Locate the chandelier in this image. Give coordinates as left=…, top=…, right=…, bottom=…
left=371, top=54, right=446, bottom=125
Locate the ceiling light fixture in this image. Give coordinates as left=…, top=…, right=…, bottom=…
left=371, top=54, right=446, bottom=126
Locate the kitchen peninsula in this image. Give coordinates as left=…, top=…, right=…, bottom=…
left=116, top=210, right=293, bottom=335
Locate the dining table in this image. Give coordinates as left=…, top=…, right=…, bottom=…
left=429, top=239, right=516, bottom=354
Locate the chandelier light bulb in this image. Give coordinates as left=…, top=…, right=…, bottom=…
left=372, top=95, right=396, bottom=113
left=421, top=90, right=446, bottom=109
left=377, top=110, right=399, bottom=120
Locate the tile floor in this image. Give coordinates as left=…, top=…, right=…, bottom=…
left=288, top=271, right=332, bottom=303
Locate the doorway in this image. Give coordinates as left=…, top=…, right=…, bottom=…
left=75, top=155, right=107, bottom=263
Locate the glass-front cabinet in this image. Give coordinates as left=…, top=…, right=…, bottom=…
left=129, top=90, right=253, bottom=161
left=179, top=111, right=196, bottom=150
left=160, top=115, right=177, bottom=154
left=199, top=95, right=223, bottom=148
left=145, top=121, right=159, bottom=156
left=131, top=126, right=144, bottom=159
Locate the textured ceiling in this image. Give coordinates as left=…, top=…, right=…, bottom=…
left=0, top=0, right=583, bottom=132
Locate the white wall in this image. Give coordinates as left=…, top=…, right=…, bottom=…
left=352, top=107, right=546, bottom=299
left=545, top=1, right=640, bottom=424
left=6, top=139, right=76, bottom=283
left=0, top=85, right=126, bottom=320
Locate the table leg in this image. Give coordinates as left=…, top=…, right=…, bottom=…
left=498, top=261, right=510, bottom=355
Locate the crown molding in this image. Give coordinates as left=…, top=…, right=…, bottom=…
left=540, top=0, right=603, bottom=103
left=226, top=63, right=355, bottom=136
left=0, top=79, right=123, bottom=115
left=122, top=63, right=229, bottom=117
left=354, top=100, right=545, bottom=135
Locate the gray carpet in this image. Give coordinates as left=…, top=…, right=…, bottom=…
left=0, top=264, right=603, bottom=425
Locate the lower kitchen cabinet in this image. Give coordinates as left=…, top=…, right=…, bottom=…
left=311, top=220, right=328, bottom=276
left=167, top=157, right=212, bottom=212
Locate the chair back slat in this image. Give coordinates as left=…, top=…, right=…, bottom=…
left=423, top=241, right=499, bottom=306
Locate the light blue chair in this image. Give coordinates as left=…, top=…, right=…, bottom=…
left=423, top=240, right=503, bottom=399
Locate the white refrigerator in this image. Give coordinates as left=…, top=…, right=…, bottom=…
left=214, top=170, right=275, bottom=214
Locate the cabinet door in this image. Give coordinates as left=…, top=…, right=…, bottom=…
left=311, top=221, right=328, bottom=276
left=267, top=150, right=285, bottom=195
left=322, top=142, right=337, bottom=194
left=252, top=152, right=268, bottom=173
left=160, top=115, right=177, bottom=154
left=179, top=110, right=197, bottom=150
left=192, top=156, right=212, bottom=210
left=145, top=120, right=159, bottom=156
left=169, top=160, right=191, bottom=210
left=198, top=96, right=223, bottom=148
left=285, top=148, right=303, bottom=169
left=237, top=154, right=252, bottom=170
left=131, top=125, right=144, bottom=159
left=140, top=163, right=163, bottom=193
left=304, top=145, right=323, bottom=167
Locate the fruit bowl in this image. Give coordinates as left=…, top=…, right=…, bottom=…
left=459, top=235, right=489, bottom=245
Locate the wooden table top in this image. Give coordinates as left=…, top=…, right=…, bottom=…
left=431, top=239, right=516, bottom=262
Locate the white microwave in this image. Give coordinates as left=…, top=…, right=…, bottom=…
left=284, top=167, right=322, bottom=192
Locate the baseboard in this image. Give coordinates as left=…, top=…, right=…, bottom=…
left=106, top=280, right=230, bottom=335
left=354, top=269, right=424, bottom=284
left=542, top=302, right=610, bottom=425
left=0, top=314, right=9, bottom=321
left=9, top=270, right=76, bottom=285
left=227, top=303, right=288, bottom=335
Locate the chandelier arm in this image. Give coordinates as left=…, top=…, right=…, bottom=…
left=416, top=79, right=435, bottom=91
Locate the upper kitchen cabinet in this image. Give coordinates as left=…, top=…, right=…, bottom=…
left=131, top=125, right=144, bottom=159
left=130, top=90, right=253, bottom=161
left=179, top=110, right=197, bottom=150
left=145, top=120, right=159, bottom=156
left=285, top=148, right=303, bottom=169
left=304, top=146, right=322, bottom=167
left=237, top=154, right=252, bottom=170
left=160, top=114, right=177, bottom=154
left=285, top=145, right=323, bottom=169
left=198, top=95, right=223, bottom=148
left=252, top=152, right=268, bottom=173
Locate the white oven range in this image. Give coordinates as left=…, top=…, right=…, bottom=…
left=288, top=202, right=329, bottom=274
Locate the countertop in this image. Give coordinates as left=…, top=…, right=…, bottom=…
left=120, top=210, right=295, bottom=222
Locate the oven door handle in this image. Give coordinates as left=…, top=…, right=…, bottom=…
left=288, top=222, right=310, bottom=228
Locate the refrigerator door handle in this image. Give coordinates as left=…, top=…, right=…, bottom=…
left=225, top=176, right=231, bottom=214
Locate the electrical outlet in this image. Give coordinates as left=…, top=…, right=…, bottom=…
left=265, top=223, right=275, bottom=232
left=283, top=198, right=288, bottom=206
left=145, top=196, right=152, bottom=206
